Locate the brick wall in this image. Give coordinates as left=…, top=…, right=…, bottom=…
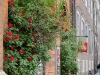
left=45, top=0, right=71, bottom=75
left=45, top=36, right=60, bottom=75
left=0, top=0, right=8, bottom=70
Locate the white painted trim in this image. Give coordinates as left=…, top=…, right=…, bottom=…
left=0, top=70, right=7, bottom=75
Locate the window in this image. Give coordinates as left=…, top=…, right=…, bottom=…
left=77, top=59, right=80, bottom=75
left=85, top=0, right=87, bottom=7
left=87, top=0, right=90, bottom=14
left=94, top=8, right=97, bottom=26
left=92, top=61, right=93, bottom=69
left=98, top=46, right=100, bottom=56
left=88, top=29, right=92, bottom=54
left=81, top=18, right=85, bottom=36
left=90, top=0, right=93, bottom=18
left=91, top=33, right=94, bottom=55
left=76, top=12, right=80, bottom=36
left=82, top=60, right=85, bottom=72
left=37, top=60, right=43, bottom=75
left=89, top=61, right=91, bottom=70
left=86, top=60, right=88, bottom=72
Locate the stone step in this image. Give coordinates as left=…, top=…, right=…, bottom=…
left=0, top=70, right=7, bottom=75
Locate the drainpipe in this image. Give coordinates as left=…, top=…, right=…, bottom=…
left=93, top=0, right=98, bottom=74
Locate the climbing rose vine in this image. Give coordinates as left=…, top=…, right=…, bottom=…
left=4, top=0, right=67, bottom=75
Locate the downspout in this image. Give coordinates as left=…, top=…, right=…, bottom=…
left=93, top=0, right=98, bottom=74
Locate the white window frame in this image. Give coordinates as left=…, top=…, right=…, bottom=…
left=89, top=61, right=91, bottom=70
left=92, top=61, right=93, bottom=69
left=76, top=11, right=80, bottom=36
left=85, top=0, right=87, bottom=7
left=81, top=17, right=85, bottom=36
left=87, top=0, right=90, bottom=14
left=88, top=29, right=92, bottom=55
left=82, top=60, right=85, bottom=72
left=90, top=0, right=93, bottom=19
left=86, top=60, right=88, bottom=72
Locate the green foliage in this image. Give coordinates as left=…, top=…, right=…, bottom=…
left=61, top=29, right=79, bottom=75
left=4, top=0, right=66, bottom=75
left=4, top=0, right=78, bottom=75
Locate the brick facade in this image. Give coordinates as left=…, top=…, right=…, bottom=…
left=0, top=0, right=8, bottom=70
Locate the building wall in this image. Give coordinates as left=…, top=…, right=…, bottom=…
left=75, top=0, right=100, bottom=75
left=0, top=0, right=8, bottom=70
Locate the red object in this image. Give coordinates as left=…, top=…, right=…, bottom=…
left=11, top=0, right=14, bottom=2
left=33, top=52, right=36, bottom=56
left=12, top=36, right=15, bottom=40
left=10, top=5, right=14, bottom=8
left=11, top=46, right=14, bottom=50
left=15, top=35, right=19, bottom=39
left=8, top=23, right=13, bottom=28
left=61, top=26, right=64, bottom=30
left=16, top=60, right=18, bottom=63
left=19, top=49, right=23, bottom=54
left=56, top=21, right=60, bottom=25
left=5, top=57, right=8, bottom=61
left=82, top=42, right=88, bottom=52
left=28, top=18, right=32, bottom=23
left=30, top=25, right=33, bottom=28
left=28, top=57, right=33, bottom=61
left=8, top=0, right=14, bottom=5
left=5, top=37, right=10, bottom=41
left=65, top=28, right=68, bottom=32
left=61, top=13, right=65, bottom=17
left=20, top=12, right=24, bottom=17
left=8, top=0, right=11, bottom=4
left=10, top=56, right=14, bottom=61
left=6, top=31, right=12, bottom=36
left=32, top=34, right=35, bottom=37
left=32, top=42, right=35, bottom=45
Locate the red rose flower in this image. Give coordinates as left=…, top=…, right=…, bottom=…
left=8, top=0, right=11, bottom=4
left=33, top=52, right=36, bottom=56
left=28, top=57, right=33, bottom=61
left=6, top=31, right=12, bottom=36
left=19, top=49, right=23, bottom=54
left=40, top=36, right=43, bottom=38
left=15, top=35, right=19, bottom=39
left=20, top=12, right=24, bottom=17
left=11, top=46, right=14, bottom=50
left=8, top=23, right=13, bottom=28
left=65, top=28, right=68, bottom=32
left=30, top=25, right=33, bottom=28
left=28, top=18, right=32, bottom=23
left=10, top=56, right=14, bottom=61
left=5, top=37, right=10, bottom=41
left=61, top=26, right=64, bottom=30
left=32, top=42, right=35, bottom=45
left=16, top=60, right=18, bottom=63
left=32, top=34, right=35, bottom=37
left=11, top=0, right=14, bottom=2
left=5, top=56, right=8, bottom=61
left=12, top=36, right=15, bottom=40
left=61, top=13, right=65, bottom=17
left=56, top=21, right=60, bottom=25
left=10, top=5, right=14, bottom=8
